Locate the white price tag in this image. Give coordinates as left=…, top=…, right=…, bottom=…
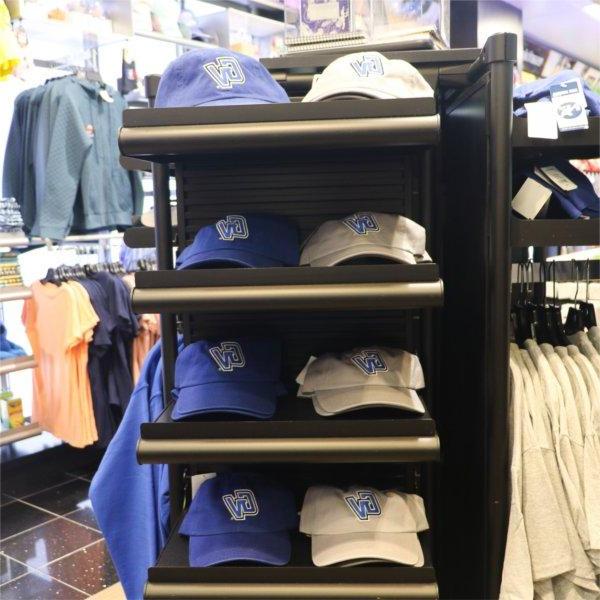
left=525, top=102, right=558, bottom=139
left=512, top=177, right=552, bottom=219
left=99, top=89, right=114, bottom=103
left=539, top=165, right=578, bottom=191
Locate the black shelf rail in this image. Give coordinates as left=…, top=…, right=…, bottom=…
left=132, top=265, right=443, bottom=314
left=512, top=116, right=600, bottom=160
left=145, top=521, right=438, bottom=599
left=137, top=401, right=440, bottom=465
left=119, top=100, right=439, bottom=160
left=511, top=217, right=600, bottom=247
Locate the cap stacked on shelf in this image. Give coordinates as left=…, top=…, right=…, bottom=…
left=300, top=485, right=429, bottom=566
left=171, top=338, right=286, bottom=420
left=297, top=347, right=426, bottom=416
left=179, top=472, right=299, bottom=566
left=300, top=212, right=430, bottom=266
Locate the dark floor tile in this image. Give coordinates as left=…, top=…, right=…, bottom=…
left=0, top=554, right=28, bottom=585
left=64, top=507, right=99, bottom=532
left=1, top=469, right=74, bottom=499
left=1, top=518, right=101, bottom=568
left=0, top=571, right=86, bottom=599
left=1, top=501, right=55, bottom=540
left=24, top=479, right=90, bottom=516
left=41, top=539, right=117, bottom=595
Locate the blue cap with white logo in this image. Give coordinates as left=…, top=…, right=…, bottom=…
left=155, top=47, right=289, bottom=108
left=179, top=472, right=299, bottom=567
left=176, top=214, right=300, bottom=270
left=171, top=338, right=286, bottom=420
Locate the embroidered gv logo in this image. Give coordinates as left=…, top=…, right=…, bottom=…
left=216, top=215, right=249, bottom=241
left=351, top=350, right=388, bottom=376
left=343, top=213, right=379, bottom=235
left=222, top=489, right=259, bottom=521
left=350, top=55, right=384, bottom=78
left=209, top=342, right=246, bottom=372
left=345, top=491, right=381, bottom=520
left=203, top=56, right=246, bottom=90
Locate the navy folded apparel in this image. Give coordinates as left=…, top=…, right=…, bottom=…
left=513, top=70, right=600, bottom=118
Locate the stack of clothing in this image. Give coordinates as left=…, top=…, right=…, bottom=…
left=0, top=196, right=24, bottom=232
left=2, top=75, right=143, bottom=239
left=0, top=321, right=26, bottom=359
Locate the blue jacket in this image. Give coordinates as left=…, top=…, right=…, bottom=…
left=90, top=342, right=170, bottom=600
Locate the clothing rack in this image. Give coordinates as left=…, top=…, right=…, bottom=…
left=118, top=35, right=526, bottom=599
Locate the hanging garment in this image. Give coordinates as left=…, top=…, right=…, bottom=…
left=2, top=76, right=143, bottom=239
left=0, top=1, right=20, bottom=80
left=22, top=281, right=99, bottom=447
left=588, top=326, right=600, bottom=355
left=519, top=347, right=599, bottom=595
left=90, top=341, right=175, bottom=600
left=568, top=331, right=600, bottom=377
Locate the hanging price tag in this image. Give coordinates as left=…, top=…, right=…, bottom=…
left=550, top=78, right=588, bottom=132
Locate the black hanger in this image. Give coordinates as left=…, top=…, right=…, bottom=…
left=564, top=260, right=585, bottom=336
left=580, top=260, right=598, bottom=328
left=41, top=267, right=60, bottom=286
left=547, top=261, right=571, bottom=346
left=511, top=262, right=534, bottom=346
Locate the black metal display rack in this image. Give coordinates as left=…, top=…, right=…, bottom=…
left=120, top=34, right=544, bottom=599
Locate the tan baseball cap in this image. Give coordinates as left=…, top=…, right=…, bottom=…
left=296, top=347, right=426, bottom=415
left=300, top=485, right=428, bottom=567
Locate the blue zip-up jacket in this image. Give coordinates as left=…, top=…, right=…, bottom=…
left=32, top=77, right=143, bottom=239
left=90, top=342, right=171, bottom=599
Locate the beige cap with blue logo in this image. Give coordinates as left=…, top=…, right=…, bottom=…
left=299, top=212, right=429, bottom=267
left=302, top=52, right=434, bottom=103
left=296, top=347, right=426, bottom=415
left=299, top=485, right=428, bottom=567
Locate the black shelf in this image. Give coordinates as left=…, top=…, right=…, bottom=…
left=132, top=264, right=444, bottom=314
left=145, top=516, right=438, bottom=599
left=511, top=217, right=600, bottom=247
left=512, top=116, right=600, bottom=160
left=137, top=399, right=439, bottom=465
left=119, top=99, right=439, bottom=160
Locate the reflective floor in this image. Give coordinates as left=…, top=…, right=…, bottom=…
left=0, top=464, right=118, bottom=599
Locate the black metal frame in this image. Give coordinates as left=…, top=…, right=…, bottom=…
left=119, top=34, right=561, bottom=600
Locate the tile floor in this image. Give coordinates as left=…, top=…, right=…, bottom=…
left=0, top=465, right=119, bottom=599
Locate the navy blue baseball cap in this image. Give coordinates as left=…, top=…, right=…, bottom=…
left=155, top=47, right=289, bottom=108
left=171, top=338, right=286, bottom=420
left=176, top=214, right=300, bottom=270
left=179, top=472, right=298, bottom=567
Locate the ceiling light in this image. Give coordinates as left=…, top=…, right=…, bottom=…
left=582, top=2, right=600, bottom=22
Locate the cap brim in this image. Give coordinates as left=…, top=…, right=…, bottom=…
left=303, top=246, right=417, bottom=267
left=198, top=97, right=277, bottom=107
left=303, top=84, right=432, bottom=103
left=313, top=386, right=425, bottom=415
left=176, top=248, right=284, bottom=270
left=189, top=531, right=291, bottom=566
left=311, top=531, right=424, bottom=567
left=172, top=381, right=279, bottom=420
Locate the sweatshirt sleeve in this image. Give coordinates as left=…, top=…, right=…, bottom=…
left=2, top=94, right=25, bottom=200
left=38, top=94, right=92, bottom=240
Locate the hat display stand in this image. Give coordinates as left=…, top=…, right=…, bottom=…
left=120, top=34, right=523, bottom=600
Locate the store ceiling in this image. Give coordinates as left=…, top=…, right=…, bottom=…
left=503, top=0, right=600, bottom=66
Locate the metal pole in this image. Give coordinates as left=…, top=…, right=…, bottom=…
left=152, top=161, right=183, bottom=525
left=485, top=58, right=513, bottom=599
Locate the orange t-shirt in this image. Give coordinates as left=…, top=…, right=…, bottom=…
left=23, top=281, right=99, bottom=448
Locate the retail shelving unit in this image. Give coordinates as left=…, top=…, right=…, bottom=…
left=121, top=35, right=521, bottom=599
left=442, top=33, right=600, bottom=600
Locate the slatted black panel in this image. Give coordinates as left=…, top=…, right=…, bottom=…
left=176, top=148, right=422, bottom=249
left=176, top=146, right=428, bottom=391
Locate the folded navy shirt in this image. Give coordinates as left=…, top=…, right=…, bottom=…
left=513, top=70, right=600, bottom=118
left=521, top=160, right=600, bottom=219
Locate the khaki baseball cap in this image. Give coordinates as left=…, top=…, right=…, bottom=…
left=296, top=347, right=426, bottom=415
left=300, top=212, right=428, bottom=267
left=302, top=52, right=434, bottom=103
left=300, top=485, right=428, bottom=567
